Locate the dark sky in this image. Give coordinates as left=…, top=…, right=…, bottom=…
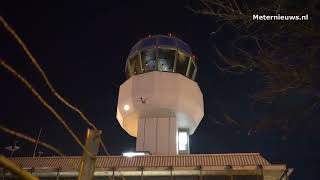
left=1, top=1, right=319, bottom=179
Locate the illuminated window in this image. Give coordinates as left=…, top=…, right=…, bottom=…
left=175, top=51, right=190, bottom=76
left=187, top=60, right=196, bottom=79
left=178, top=129, right=189, bottom=154
left=128, top=55, right=141, bottom=76
left=141, top=49, right=157, bottom=72
left=158, top=48, right=175, bottom=72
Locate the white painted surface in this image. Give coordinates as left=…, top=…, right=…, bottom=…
left=169, top=117, right=177, bottom=154
left=117, top=71, right=204, bottom=155
left=136, top=117, right=177, bottom=155
left=136, top=117, right=145, bottom=151
left=156, top=117, right=169, bottom=154
left=116, top=71, right=204, bottom=137
left=144, top=118, right=157, bottom=154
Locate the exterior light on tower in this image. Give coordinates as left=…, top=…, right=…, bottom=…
left=123, top=104, right=130, bottom=111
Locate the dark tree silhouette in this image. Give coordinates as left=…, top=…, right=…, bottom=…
left=189, top=0, right=320, bottom=138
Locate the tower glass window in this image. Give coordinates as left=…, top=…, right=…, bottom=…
left=140, top=37, right=157, bottom=48
left=158, top=49, right=175, bottom=72
left=176, top=51, right=190, bottom=76
left=177, top=39, right=191, bottom=54
left=141, top=48, right=157, bottom=72
left=126, top=35, right=198, bottom=80
left=187, top=60, right=196, bottom=79
left=158, top=36, right=176, bottom=46
left=128, top=55, right=141, bottom=76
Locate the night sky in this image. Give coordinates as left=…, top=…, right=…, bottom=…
left=1, top=1, right=319, bottom=179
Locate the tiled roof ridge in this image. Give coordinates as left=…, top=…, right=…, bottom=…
left=10, top=153, right=263, bottom=159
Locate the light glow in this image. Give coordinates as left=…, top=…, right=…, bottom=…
left=178, top=131, right=188, bottom=151
left=123, top=152, right=147, bottom=157
left=123, top=104, right=130, bottom=111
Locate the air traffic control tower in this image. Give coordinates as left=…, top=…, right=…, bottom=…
left=116, top=35, right=204, bottom=155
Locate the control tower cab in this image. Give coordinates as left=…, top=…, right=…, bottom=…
left=116, top=35, right=204, bottom=155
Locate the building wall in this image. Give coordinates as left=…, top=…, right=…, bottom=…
left=117, top=71, right=204, bottom=137
left=136, top=117, right=177, bottom=155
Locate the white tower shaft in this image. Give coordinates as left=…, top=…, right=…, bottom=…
left=136, top=117, right=177, bottom=155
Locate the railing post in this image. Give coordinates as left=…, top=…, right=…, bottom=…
left=140, top=167, right=144, bottom=180
left=112, top=167, right=115, bottom=180
left=56, top=167, right=61, bottom=180
left=226, top=165, right=233, bottom=180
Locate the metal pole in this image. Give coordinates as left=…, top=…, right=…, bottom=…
left=112, top=168, right=115, bottom=180
left=33, top=128, right=42, bottom=157
left=10, top=149, right=14, bottom=157
left=12, top=141, right=19, bottom=157
left=78, top=129, right=102, bottom=180
left=141, top=167, right=144, bottom=180
left=56, top=167, right=61, bottom=180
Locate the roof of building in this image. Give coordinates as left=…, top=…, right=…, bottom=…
left=5, top=153, right=291, bottom=179
left=10, top=153, right=270, bottom=169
